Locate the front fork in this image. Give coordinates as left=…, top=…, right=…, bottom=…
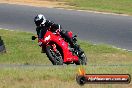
left=42, top=41, right=57, bottom=53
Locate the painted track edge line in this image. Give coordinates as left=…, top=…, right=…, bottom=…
left=0, top=28, right=132, bottom=52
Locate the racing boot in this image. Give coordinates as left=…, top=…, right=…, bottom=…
left=41, top=43, right=46, bottom=53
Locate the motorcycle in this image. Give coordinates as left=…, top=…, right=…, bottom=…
left=32, top=29, right=87, bottom=65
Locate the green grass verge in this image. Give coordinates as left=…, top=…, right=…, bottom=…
left=0, top=29, right=132, bottom=65
left=58, top=0, right=132, bottom=15
left=0, top=29, right=132, bottom=88
left=0, top=66, right=131, bottom=88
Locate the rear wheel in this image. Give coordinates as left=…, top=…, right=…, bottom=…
left=75, top=49, right=87, bottom=65
left=45, top=45, right=63, bottom=65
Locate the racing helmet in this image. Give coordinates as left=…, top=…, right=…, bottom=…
left=34, top=14, right=46, bottom=26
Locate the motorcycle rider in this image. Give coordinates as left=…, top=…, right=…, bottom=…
left=34, top=14, right=82, bottom=54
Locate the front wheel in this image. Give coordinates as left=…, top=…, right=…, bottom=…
left=45, top=45, right=63, bottom=65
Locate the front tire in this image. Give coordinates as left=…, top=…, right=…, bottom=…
left=45, top=45, right=63, bottom=65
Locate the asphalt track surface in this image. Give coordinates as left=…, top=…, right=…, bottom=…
left=0, top=3, right=132, bottom=51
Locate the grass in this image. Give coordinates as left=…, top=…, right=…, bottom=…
left=57, top=0, right=132, bottom=15
left=0, top=29, right=50, bottom=64
left=0, top=66, right=132, bottom=88
left=0, top=29, right=132, bottom=88
left=0, top=29, right=132, bottom=65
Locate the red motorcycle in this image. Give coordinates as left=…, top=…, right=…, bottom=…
left=32, top=29, right=87, bottom=65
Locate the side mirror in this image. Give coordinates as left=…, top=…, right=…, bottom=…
left=32, top=36, right=37, bottom=40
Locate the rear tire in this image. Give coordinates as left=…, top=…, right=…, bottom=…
left=75, top=50, right=87, bottom=65
left=45, top=45, right=63, bottom=65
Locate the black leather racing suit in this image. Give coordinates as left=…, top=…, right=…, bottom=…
left=36, top=20, right=74, bottom=47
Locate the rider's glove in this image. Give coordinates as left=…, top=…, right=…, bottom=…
left=55, top=29, right=61, bottom=35
left=56, top=29, right=61, bottom=32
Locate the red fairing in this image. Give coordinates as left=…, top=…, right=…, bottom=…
left=67, top=31, right=73, bottom=38
left=41, top=30, right=79, bottom=63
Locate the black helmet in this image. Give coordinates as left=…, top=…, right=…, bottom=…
left=34, top=14, right=46, bottom=26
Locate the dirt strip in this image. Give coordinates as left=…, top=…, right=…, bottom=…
left=0, top=0, right=69, bottom=8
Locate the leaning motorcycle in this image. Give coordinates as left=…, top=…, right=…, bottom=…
left=32, top=29, right=87, bottom=65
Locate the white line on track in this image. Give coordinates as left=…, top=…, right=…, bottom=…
left=55, top=7, right=131, bottom=17
left=0, top=28, right=132, bottom=52
left=0, top=28, right=15, bottom=31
